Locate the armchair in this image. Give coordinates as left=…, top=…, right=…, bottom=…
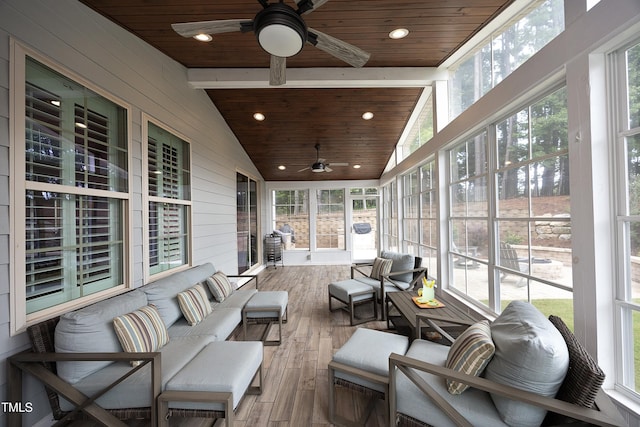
left=499, top=242, right=529, bottom=285
left=351, top=251, right=427, bottom=319
left=388, top=302, right=626, bottom=427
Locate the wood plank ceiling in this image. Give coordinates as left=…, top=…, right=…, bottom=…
left=78, top=0, right=514, bottom=181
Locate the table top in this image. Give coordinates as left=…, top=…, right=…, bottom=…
left=386, top=291, right=479, bottom=339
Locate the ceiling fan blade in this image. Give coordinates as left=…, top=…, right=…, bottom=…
left=327, top=162, right=349, bottom=167
left=171, top=19, right=251, bottom=38
left=270, top=56, right=286, bottom=86
left=307, top=28, right=370, bottom=68
left=297, top=166, right=311, bottom=172
left=294, top=0, right=330, bottom=14
left=325, top=166, right=333, bottom=172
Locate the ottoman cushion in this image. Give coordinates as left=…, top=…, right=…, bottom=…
left=244, top=291, right=288, bottom=318
left=333, top=328, right=409, bottom=393
left=165, top=341, right=263, bottom=411
left=329, top=279, right=375, bottom=303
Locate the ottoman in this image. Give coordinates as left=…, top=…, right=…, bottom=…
left=329, top=328, right=409, bottom=425
left=158, top=341, right=263, bottom=427
left=242, top=290, right=288, bottom=346
left=328, top=279, right=378, bottom=325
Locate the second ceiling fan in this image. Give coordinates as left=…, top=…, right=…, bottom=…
left=171, top=0, right=371, bottom=86
left=298, top=143, right=348, bottom=173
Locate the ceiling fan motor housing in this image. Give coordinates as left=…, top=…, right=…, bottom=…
left=311, top=162, right=325, bottom=172
left=254, top=3, right=308, bottom=58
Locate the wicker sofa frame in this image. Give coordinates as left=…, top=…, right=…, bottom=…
left=389, top=315, right=627, bottom=427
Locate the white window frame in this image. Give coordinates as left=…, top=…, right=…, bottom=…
left=142, top=114, right=193, bottom=282
left=611, top=37, right=640, bottom=402
left=9, top=41, right=133, bottom=335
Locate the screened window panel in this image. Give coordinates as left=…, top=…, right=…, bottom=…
left=273, top=189, right=309, bottom=249
left=316, top=189, right=345, bottom=249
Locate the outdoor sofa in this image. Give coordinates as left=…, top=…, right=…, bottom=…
left=8, top=262, right=263, bottom=427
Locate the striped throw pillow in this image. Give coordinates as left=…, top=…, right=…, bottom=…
left=113, top=304, right=169, bottom=366
left=445, top=320, right=495, bottom=394
left=177, top=284, right=212, bottom=326
left=370, top=257, right=393, bottom=280
left=206, top=271, right=235, bottom=302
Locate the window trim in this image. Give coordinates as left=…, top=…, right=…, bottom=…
left=610, top=37, right=640, bottom=402
left=142, top=113, right=193, bottom=283
left=10, top=40, right=133, bottom=335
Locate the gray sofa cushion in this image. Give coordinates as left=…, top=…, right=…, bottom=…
left=381, top=250, right=414, bottom=284
left=396, top=339, right=508, bottom=427
left=168, top=307, right=242, bottom=341
left=213, top=288, right=258, bottom=310
left=484, top=301, right=569, bottom=427
left=55, top=289, right=149, bottom=384
left=59, top=335, right=214, bottom=411
left=165, top=341, right=264, bottom=411
left=142, top=263, right=217, bottom=327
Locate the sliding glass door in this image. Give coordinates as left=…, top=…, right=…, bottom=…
left=237, top=173, right=258, bottom=274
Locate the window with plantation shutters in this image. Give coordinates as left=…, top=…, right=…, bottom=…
left=14, top=52, right=130, bottom=329
left=146, top=121, right=191, bottom=277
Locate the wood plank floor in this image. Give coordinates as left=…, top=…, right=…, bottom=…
left=72, top=265, right=392, bottom=427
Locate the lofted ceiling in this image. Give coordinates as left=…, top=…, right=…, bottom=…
left=78, top=0, right=514, bottom=181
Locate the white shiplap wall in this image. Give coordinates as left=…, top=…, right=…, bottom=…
left=0, top=0, right=262, bottom=423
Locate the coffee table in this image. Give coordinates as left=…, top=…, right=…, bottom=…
left=385, top=291, right=479, bottom=341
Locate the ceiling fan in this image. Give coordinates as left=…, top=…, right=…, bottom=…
left=298, top=143, right=348, bottom=173
left=171, top=0, right=371, bottom=86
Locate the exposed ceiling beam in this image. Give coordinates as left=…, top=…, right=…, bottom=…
left=187, top=67, right=448, bottom=89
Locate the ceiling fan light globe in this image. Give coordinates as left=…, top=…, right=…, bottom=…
left=258, top=25, right=304, bottom=57
left=255, top=3, right=307, bottom=58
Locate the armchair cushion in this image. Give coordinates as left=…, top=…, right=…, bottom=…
left=370, top=257, right=393, bottom=280
left=396, top=339, right=508, bottom=427
left=445, top=320, right=495, bottom=395
left=353, top=276, right=408, bottom=297
left=484, top=301, right=569, bottom=427
left=381, top=250, right=414, bottom=283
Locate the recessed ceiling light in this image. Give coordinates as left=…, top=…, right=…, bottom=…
left=362, top=112, right=374, bottom=120
left=194, top=33, right=213, bottom=42
left=50, top=100, right=61, bottom=107
left=278, top=165, right=286, bottom=170
left=389, top=28, right=409, bottom=40
left=75, top=122, right=87, bottom=129
left=253, top=112, right=266, bottom=121
left=353, top=164, right=361, bottom=169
